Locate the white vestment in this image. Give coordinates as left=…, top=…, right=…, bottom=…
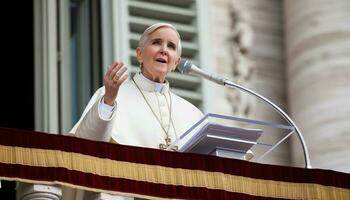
left=69, top=72, right=203, bottom=149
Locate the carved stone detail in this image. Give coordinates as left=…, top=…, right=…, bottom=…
left=227, top=1, right=256, bottom=119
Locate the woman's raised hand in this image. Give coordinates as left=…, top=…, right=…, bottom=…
left=103, top=61, right=128, bottom=106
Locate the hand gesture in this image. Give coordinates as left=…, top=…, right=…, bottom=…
left=103, top=61, right=128, bottom=106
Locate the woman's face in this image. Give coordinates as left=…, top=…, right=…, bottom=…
left=136, top=27, right=181, bottom=83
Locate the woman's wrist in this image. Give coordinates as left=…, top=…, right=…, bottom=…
left=103, top=95, right=116, bottom=106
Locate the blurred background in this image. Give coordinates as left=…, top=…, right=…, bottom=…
left=1, top=0, right=349, bottom=198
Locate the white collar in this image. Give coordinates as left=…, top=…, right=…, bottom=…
left=133, top=72, right=170, bottom=94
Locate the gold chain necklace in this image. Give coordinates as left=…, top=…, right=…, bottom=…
left=132, top=77, right=178, bottom=151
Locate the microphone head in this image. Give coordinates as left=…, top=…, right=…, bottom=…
left=177, top=59, right=192, bottom=74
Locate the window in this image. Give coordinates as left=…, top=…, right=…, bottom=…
left=34, top=0, right=102, bottom=133
left=68, top=0, right=102, bottom=125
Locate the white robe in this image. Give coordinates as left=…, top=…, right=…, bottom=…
left=69, top=72, right=204, bottom=149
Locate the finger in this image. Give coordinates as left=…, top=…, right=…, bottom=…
left=106, top=62, right=118, bottom=78
left=115, top=62, right=124, bottom=73
left=113, top=67, right=127, bottom=83
left=105, top=64, right=113, bottom=78
left=116, top=73, right=128, bottom=87
left=114, top=66, right=127, bottom=81
left=112, top=64, right=126, bottom=82
left=109, top=62, right=123, bottom=80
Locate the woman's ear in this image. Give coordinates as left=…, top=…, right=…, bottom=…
left=173, top=56, right=181, bottom=71
left=136, top=47, right=143, bottom=63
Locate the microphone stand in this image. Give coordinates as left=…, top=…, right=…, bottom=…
left=223, top=79, right=311, bottom=169
left=177, top=59, right=310, bottom=168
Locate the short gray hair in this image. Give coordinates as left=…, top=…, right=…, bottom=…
left=138, top=23, right=182, bottom=56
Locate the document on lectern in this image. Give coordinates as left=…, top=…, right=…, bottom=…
left=178, top=121, right=263, bottom=158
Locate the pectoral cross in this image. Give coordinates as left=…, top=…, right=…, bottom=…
left=159, top=137, right=178, bottom=151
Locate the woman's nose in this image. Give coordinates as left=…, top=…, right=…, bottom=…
left=160, top=45, right=168, bottom=55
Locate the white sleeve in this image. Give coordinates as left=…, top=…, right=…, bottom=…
left=99, top=97, right=116, bottom=120
left=68, top=87, right=117, bottom=142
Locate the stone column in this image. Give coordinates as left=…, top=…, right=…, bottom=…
left=17, top=183, right=62, bottom=200
left=284, top=0, right=350, bottom=172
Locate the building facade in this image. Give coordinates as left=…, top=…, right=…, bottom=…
left=1, top=0, right=349, bottom=199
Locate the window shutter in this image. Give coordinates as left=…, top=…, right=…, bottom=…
left=127, top=0, right=203, bottom=108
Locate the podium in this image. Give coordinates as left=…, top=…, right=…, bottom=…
left=177, top=59, right=311, bottom=168
left=170, top=113, right=296, bottom=163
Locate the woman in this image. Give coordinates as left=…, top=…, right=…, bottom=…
left=70, top=23, right=203, bottom=151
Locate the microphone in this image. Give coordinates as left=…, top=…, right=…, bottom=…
left=177, top=59, right=227, bottom=85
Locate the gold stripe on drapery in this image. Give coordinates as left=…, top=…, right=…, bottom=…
left=0, top=145, right=349, bottom=200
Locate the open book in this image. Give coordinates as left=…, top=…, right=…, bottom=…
left=178, top=122, right=263, bottom=160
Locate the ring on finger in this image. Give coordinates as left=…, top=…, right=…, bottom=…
left=114, top=74, right=119, bottom=82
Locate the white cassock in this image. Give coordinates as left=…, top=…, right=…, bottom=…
left=69, top=72, right=203, bottom=150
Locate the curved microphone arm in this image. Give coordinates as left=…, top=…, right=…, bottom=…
left=224, top=79, right=311, bottom=168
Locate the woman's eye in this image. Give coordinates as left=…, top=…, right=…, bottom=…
left=152, top=40, right=161, bottom=45
left=168, top=43, right=176, bottom=50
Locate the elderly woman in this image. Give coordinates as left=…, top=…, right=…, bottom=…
left=70, top=23, right=203, bottom=150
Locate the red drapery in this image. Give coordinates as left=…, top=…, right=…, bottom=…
left=0, top=128, right=349, bottom=199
